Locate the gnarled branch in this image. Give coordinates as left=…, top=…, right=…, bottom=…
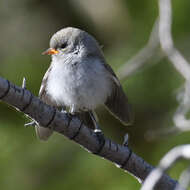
left=0, top=76, right=181, bottom=190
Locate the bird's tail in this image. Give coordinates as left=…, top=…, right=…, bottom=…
left=35, top=126, right=53, bottom=141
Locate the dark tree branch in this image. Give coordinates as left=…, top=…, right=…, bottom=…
left=0, top=76, right=180, bottom=190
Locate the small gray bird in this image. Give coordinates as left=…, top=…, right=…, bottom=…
left=36, top=27, right=133, bottom=140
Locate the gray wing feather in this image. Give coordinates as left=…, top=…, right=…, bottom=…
left=36, top=67, right=55, bottom=141
left=104, top=64, right=134, bottom=125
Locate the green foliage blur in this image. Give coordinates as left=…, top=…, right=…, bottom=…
left=1, top=0, right=190, bottom=189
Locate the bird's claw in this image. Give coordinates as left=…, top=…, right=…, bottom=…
left=94, top=128, right=102, bottom=134
left=95, top=130, right=105, bottom=152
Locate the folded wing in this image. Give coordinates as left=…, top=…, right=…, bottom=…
left=103, top=63, right=134, bottom=125
left=36, top=67, right=54, bottom=140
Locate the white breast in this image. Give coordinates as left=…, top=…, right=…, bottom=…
left=46, top=56, right=112, bottom=111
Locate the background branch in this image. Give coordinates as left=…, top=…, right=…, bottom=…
left=158, top=0, right=190, bottom=133
left=175, top=166, right=190, bottom=190
left=141, top=145, right=190, bottom=190
left=118, top=20, right=163, bottom=80
left=140, top=0, right=190, bottom=188
left=132, top=0, right=190, bottom=141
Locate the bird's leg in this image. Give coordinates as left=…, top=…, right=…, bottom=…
left=63, top=104, right=77, bottom=128
left=69, top=104, right=77, bottom=115
left=61, top=106, right=67, bottom=114
left=89, top=111, right=102, bottom=133
left=89, top=111, right=105, bottom=152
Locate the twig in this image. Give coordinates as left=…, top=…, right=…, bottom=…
left=145, top=0, right=190, bottom=140
left=123, top=133, right=129, bottom=146
left=22, top=77, right=26, bottom=89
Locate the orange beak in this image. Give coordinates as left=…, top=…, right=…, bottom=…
left=42, top=48, right=59, bottom=55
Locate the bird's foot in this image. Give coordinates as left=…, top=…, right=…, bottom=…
left=69, top=105, right=77, bottom=116
left=94, top=122, right=103, bottom=134
left=94, top=128, right=105, bottom=154
left=88, top=111, right=103, bottom=134
left=62, top=109, right=76, bottom=128
left=61, top=107, right=67, bottom=114
left=61, top=107, right=74, bottom=119
left=94, top=128, right=102, bottom=133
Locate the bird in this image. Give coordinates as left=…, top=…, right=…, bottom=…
left=36, top=27, right=133, bottom=140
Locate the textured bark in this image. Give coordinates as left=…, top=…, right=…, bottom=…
left=0, top=76, right=179, bottom=190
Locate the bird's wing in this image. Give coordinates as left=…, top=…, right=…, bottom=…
left=103, top=63, right=134, bottom=125
left=36, top=67, right=55, bottom=141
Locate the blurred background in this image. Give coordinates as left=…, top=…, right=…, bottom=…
left=1, top=0, right=190, bottom=189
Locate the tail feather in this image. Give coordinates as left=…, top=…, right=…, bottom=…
left=35, top=126, right=53, bottom=141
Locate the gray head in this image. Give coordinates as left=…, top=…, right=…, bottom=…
left=43, top=27, right=103, bottom=59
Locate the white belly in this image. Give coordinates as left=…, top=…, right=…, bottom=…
left=46, top=58, right=112, bottom=111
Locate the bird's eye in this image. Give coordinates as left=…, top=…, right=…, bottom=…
left=60, top=43, right=67, bottom=49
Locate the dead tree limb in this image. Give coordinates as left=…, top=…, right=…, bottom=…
left=0, top=76, right=181, bottom=190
